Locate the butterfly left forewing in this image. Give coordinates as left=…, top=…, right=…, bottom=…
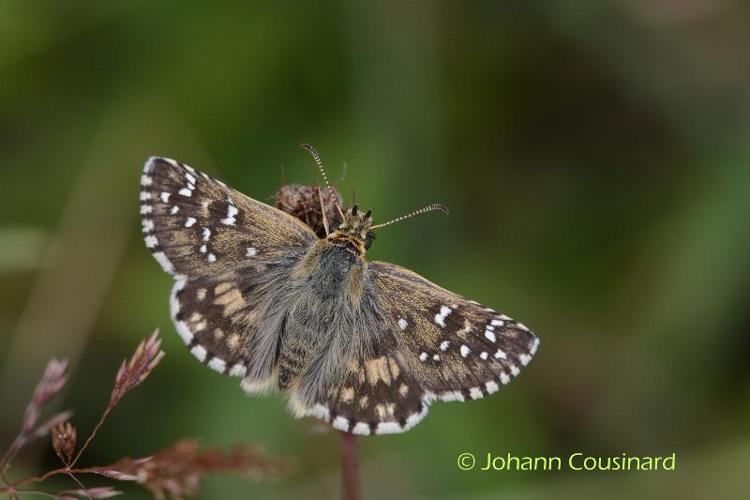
left=370, top=261, right=539, bottom=403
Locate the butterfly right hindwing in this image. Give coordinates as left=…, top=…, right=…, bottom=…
left=294, top=260, right=539, bottom=435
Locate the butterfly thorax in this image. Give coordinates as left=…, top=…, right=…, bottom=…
left=328, top=205, right=374, bottom=256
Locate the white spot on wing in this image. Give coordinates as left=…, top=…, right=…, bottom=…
left=469, top=387, right=483, bottom=400
left=403, top=405, right=429, bottom=431
left=500, top=372, right=511, bottom=385
left=491, top=319, right=505, bottom=327
left=434, top=305, right=453, bottom=327
left=485, top=381, right=499, bottom=394
left=160, top=192, right=171, bottom=202
left=144, top=235, right=158, bottom=248
left=202, top=227, right=211, bottom=241
left=439, top=391, right=465, bottom=402
left=190, top=345, right=207, bottom=362
left=170, top=279, right=192, bottom=343
left=480, top=351, right=488, bottom=360
left=208, top=358, right=226, bottom=372
left=184, top=217, right=196, bottom=227
left=375, top=422, right=401, bottom=434
left=170, top=205, right=180, bottom=214
left=307, top=403, right=330, bottom=421
left=221, top=205, right=239, bottom=225
left=494, top=348, right=507, bottom=359
left=178, top=187, right=192, bottom=197
left=229, top=364, right=247, bottom=377
left=153, top=251, right=174, bottom=274
left=140, top=174, right=153, bottom=186
left=332, top=416, right=350, bottom=431
left=530, top=337, right=540, bottom=355
left=352, top=422, right=371, bottom=435
left=519, top=353, right=532, bottom=366
left=246, top=247, right=257, bottom=257
left=140, top=205, right=153, bottom=215
left=397, top=318, right=408, bottom=330
left=439, top=340, right=450, bottom=351
left=419, top=352, right=428, bottom=362
left=460, top=345, right=471, bottom=357
left=484, top=329, right=496, bottom=343
left=207, top=253, right=217, bottom=263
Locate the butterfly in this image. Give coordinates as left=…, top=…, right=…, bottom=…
left=139, top=145, right=539, bottom=435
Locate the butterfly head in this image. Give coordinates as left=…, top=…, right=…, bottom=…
left=300, top=143, right=448, bottom=255
left=329, top=204, right=375, bottom=254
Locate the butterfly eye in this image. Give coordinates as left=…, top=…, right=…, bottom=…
left=364, top=231, right=375, bottom=250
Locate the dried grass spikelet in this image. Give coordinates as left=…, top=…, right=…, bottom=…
left=52, top=421, right=77, bottom=465
left=97, top=440, right=285, bottom=499
left=111, top=330, right=165, bottom=405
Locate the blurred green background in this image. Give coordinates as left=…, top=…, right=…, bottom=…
left=2, top=1, right=750, bottom=498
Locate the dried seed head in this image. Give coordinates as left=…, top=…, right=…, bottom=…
left=99, top=440, right=285, bottom=499
left=274, top=183, right=343, bottom=237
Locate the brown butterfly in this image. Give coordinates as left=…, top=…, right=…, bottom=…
left=139, top=145, right=539, bottom=435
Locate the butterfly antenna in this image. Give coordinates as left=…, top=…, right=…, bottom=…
left=370, top=203, right=449, bottom=230
left=301, top=143, right=345, bottom=220
left=318, top=188, right=330, bottom=236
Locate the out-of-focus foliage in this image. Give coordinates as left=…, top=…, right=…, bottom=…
left=1, top=1, right=749, bottom=498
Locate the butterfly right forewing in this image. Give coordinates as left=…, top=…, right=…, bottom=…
left=141, top=157, right=316, bottom=279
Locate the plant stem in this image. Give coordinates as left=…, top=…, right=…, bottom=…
left=339, top=431, right=359, bottom=500
left=70, top=405, right=112, bottom=468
